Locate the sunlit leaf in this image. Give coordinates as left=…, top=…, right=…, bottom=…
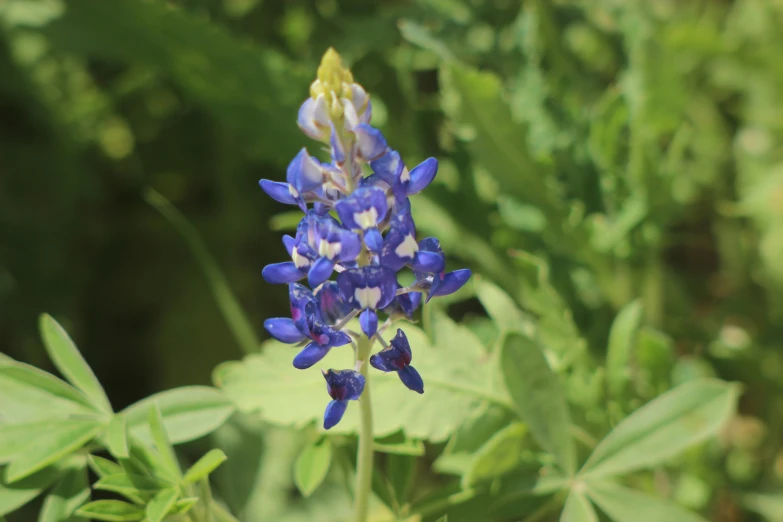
left=107, top=415, right=129, bottom=459
left=586, top=481, right=707, bottom=522
left=294, top=439, right=332, bottom=498
left=75, top=500, right=145, bottom=521
left=38, top=464, right=90, bottom=522
left=122, top=386, right=234, bottom=444
left=39, top=314, right=112, bottom=413
left=147, top=403, right=181, bottom=480
left=501, top=333, right=576, bottom=475
left=88, top=456, right=122, bottom=479
left=146, top=488, right=179, bottom=522
left=182, top=449, right=227, bottom=485
left=560, top=490, right=598, bottom=522
left=0, top=465, right=62, bottom=517
left=463, top=423, right=527, bottom=487
left=579, top=379, right=739, bottom=478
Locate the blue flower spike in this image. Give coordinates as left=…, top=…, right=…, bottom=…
left=370, top=329, right=424, bottom=394
left=323, top=369, right=366, bottom=429
left=259, top=48, right=471, bottom=401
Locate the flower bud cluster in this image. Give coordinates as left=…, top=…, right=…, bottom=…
left=260, top=49, right=471, bottom=429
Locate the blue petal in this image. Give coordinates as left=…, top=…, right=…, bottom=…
left=370, top=352, right=396, bottom=372
left=259, top=179, right=297, bottom=205
left=335, top=187, right=388, bottom=231
left=359, top=309, right=378, bottom=338
left=323, top=400, right=348, bottom=430
left=287, top=149, right=324, bottom=194
left=406, top=158, right=438, bottom=196
left=364, top=228, right=383, bottom=252
left=293, top=341, right=331, bottom=369
left=308, top=257, right=335, bottom=288
left=327, top=329, right=352, bottom=347
left=429, top=269, right=472, bottom=301
left=283, top=235, right=297, bottom=256
left=297, top=96, right=328, bottom=140
left=410, top=250, right=445, bottom=274
left=354, top=124, right=388, bottom=161
left=264, top=318, right=306, bottom=344
left=397, top=292, right=422, bottom=317
left=262, top=262, right=306, bottom=284
left=316, top=281, right=352, bottom=324
left=370, top=150, right=403, bottom=186
left=390, top=329, right=412, bottom=362
left=337, top=267, right=398, bottom=310
left=330, top=123, right=346, bottom=164
left=398, top=365, right=424, bottom=394
left=323, top=369, right=366, bottom=401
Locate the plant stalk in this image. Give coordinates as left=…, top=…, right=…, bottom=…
left=354, top=335, right=374, bottom=522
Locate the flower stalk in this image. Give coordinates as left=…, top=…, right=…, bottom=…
left=354, top=334, right=374, bottom=522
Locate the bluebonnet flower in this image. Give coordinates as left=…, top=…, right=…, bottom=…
left=259, top=48, right=471, bottom=429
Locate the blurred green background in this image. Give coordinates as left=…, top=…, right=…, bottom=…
left=5, top=0, right=783, bottom=520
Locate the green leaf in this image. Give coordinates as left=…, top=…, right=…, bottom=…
left=5, top=419, right=104, bottom=483
left=216, top=314, right=509, bottom=441
left=170, top=497, right=199, bottom=515
left=294, top=439, right=332, bottom=498
left=0, top=362, right=97, bottom=423
left=38, top=464, right=90, bottom=522
left=144, top=189, right=260, bottom=355
left=147, top=403, right=181, bottom=479
left=0, top=465, right=62, bottom=516
left=434, top=516, right=448, bottom=522
left=373, top=438, right=425, bottom=457
left=440, top=64, right=558, bottom=217
left=94, top=473, right=167, bottom=499
left=585, top=481, right=707, bottom=522
left=39, top=314, right=112, bottom=413
left=501, top=333, right=576, bottom=475
left=579, top=379, right=739, bottom=479
left=744, top=493, right=783, bottom=522
left=88, top=456, right=123, bottom=478
left=122, top=386, right=234, bottom=444
left=107, top=415, right=129, bottom=459
left=182, top=449, right=227, bottom=485
left=475, top=279, right=530, bottom=336
left=463, top=423, right=527, bottom=487
left=605, top=300, right=644, bottom=399
left=560, top=490, right=598, bottom=522
left=75, top=500, right=145, bottom=521
left=145, top=488, right=179, bottom=522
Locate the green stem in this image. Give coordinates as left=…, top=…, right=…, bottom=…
left=354, top=335, right=374, bottom=522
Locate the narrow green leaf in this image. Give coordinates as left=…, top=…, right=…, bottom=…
left=501, top=333, right=576, bottom=475
left=560, top=490, right=598, bottom=522
left=145, top=488, right=179, bottom=522
left=182, top=449, right=227, bottom=485
left=145, top=189, right=260, bottom=354
left=75, top=500, right=145, bottom=521
left=39, top=314, right=112, bottom=413
left=586, top=481, right=707, bottom=522
left=0, top=362, right=97, bottom=423
left=579, top=379, right=739, bottom=478
left=88, top=455, right=123, bottom=478
left=5, top=420, right=104, bottom=483
left=94, top=473, right=167, bottom=497
left=107, top=415, right=130, bottom=459
left=169, top=497, right=199, bottom=515
left=122, top=386, right=234, bottom=444
left=147, top=403, right=182, bottom=479
left=434, top=516, right=448, bottom=522
left=463, top=423, right=527, bottom=487
left=294, top=438, right=332, bottom=497
left=38, top=465, right=90, bottom=522
left=373, top=439, right=425, bottom=457
left=0, top=465, right=62, bottom=516
left=605, top=300, right=643, bottom=399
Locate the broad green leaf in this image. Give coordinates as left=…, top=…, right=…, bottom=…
left=0, top=362, right=97, bottom=423
left=294, top=439, right=332, bottom=498
left=39, top=314, right=112, bottom=413
left=560, top=490, right=598, bottom=522
left=182, top=449, right=227, bottom=485
left=501, top=333, right=576, bottom=475
left=579, top=379, right=739, bottom=478
left=122, top=386, right=234, bottom=444
left=144, top=189, right=260, bottom=355
left=88, top=456, right=122, bottom=478
left=38, top=465, right=90, bottom=522
left=605, top=300, right=643, bottom=399
left=0, top=421, right=54, bottom=463
left=5, top=419, right=104, bottom=483
left=586, top=481, right=707, bottom=522
left=475, top=279, right=531, bottom=337
left=744, top=493, right=783, bottom=522
left=107, top=415, right=129, bottom=459
left=75, top=500, right=145, bottom=521
left=463, top=423, right=527, bottom=487
left=94, top=473, right=167, bottom=500
left=216, top=314, right=509, bottom=441
left=147, top=404, right=181, bottom=479
left=146, top=488, right=179, bottom=522
left=0, top=465, right=62, bottom=516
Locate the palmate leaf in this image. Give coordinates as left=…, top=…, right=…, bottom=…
left=38, top=464, right=90, bottom=522
left=215, top=313, right=510, bottom=442
left=0, top=464, right=63, bottom=517
left=560, top=490, right=598, bottom=522
left=585, top=481, right=707, bottom=522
